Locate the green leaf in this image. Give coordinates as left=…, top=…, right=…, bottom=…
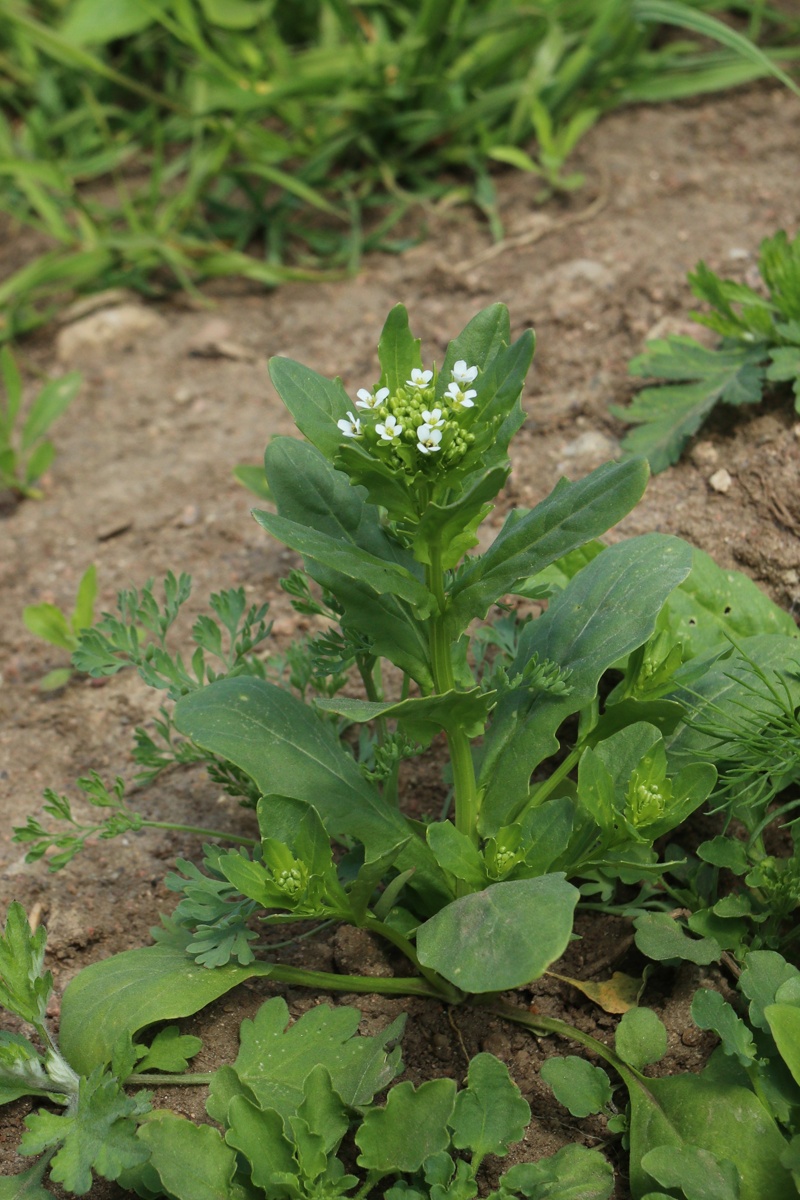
left=0, top=1158, right=56, bottom=1199
left=264, top=437, right=431, bottom=685
left=20, top=1068, right=150, bottom=1192
left=356, top=1079, right=457, bottom=1172
left=739, top=951, right=800, bottom=1030
left=627, top=1073, right=795, bottom=1200
left=615, top=1008, right=668, bottom=1070
left=764, top=1004, right=800, bottom=1086
left=448, top=458, right=649, bottom=635
left=660, top=547, right=797, bottom=661
left=22, top=603, right=76, bottom=652
left=0, top=903, right=52, bottom=1028
left=634, top=913, right=721, bottom=966
left=268, top=358, right=353, bottom=461
left=316, top=688, right=494, bottom=744
left=616, top=339, right=764, bottom=473
left=450, top=1053, right=530, bottom=1161
left=415, top=875, right=578, bottom=993
left=539, top=1056, right=613, bottom=1118
left=0, top=1031, right=51, bottom=1105
left=174, top=678, right=444, bottom=893
left=225, top=1097, right=298, bottom=1191
left=426, top=822, right=487, bottom=891
left=696, top=837, right=749, bottom=874
left=632, top=0, right=800, bottom=101
left=71, top=564, right=97, bottom=634
left=60, top=0, right=154, bottom=44
left=411, top=466, right=509, bottom=571
left=435, top=305, right=511, bottom=407
left=137, top=1111, right=240, bottom=1200
left=1, top=346, right=22, bottom=428
left=134, top=1026, right=203, bottom=1074
left=640, top=1145, right=741, bottom=1200
left=22, top=440, right=54, bottom=488
left=691, top=991, right=757, bottom=1068
left=479, top=534, right=693, bottom=834
left=297, top=1063, right=350, bottom=1154
left=59, top=943, right=277, bottom=1075
left=211, top=997, right=404, bottom=1123
left=767, top=345, right=800, bottom=392
left=197, top=0, right=268, bottom=30
left=20, top=372, right=81, bottom=452
left=500, top=1144, right=614, bottom=1200
left=254, top=510, right=434, bottom=615
left=377, top=305, right=422, bottom=394
left=232, top=464, right=272, bottom=501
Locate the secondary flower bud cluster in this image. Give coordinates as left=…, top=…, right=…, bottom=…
left=337, top=360, right=479, bottom=472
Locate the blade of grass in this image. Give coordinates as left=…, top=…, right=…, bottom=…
left=632, top=0, right=800, bottom=99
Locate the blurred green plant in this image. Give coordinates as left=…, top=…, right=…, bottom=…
left=615, top=228, right=800, bottom=470
left=0, top=0, right=799, bottom=336
left=0, top=345, right=81, bottom=495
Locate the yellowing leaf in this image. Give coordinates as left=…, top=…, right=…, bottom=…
left=548, top=970, right=642, bottom=1014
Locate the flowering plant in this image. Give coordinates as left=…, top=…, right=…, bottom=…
left=158, top=302, right=718, bottom=997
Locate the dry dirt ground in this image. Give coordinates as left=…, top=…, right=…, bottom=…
left=1, top=84, right=799, bottom=1196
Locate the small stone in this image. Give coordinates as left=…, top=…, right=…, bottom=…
left=176, top=504, right=200, bottom=527
left=681, top=1027, right=703, bottom=1047
left=58, top=288, right=141, bottom=324
left=561, top=430, right=620, bottom=460
left=690, top=440, right=719, bottom=468
left=709, top=468, right=732, bottom=494
left=56, top=304, right=165, bottom=364
left=481, top=1032, right=507, bottom=1057
left=793, top=423, right=800, bottom=440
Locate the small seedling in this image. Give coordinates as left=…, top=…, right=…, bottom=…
left=615, top=228, right=800, bottom=471
left=0, top=346, right=81, bottom=498
left=23, top=564, right=97, bottom=690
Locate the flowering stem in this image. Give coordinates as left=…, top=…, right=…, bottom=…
left=426, top=545, right=480, bottom=860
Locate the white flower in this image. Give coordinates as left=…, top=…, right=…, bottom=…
left=452, top=360, right=478, bottom=384
left=417, top=424, right=442, bottom=454
left=445, top=381, right=476, bottom=409
left=337, top=411, right=362, bottom=437
left=407, top=368, right=433, bottom=389
left=376, top=415, right=403, bottom=442
left=356, top=387, right=389, bottom=410
left=421, top=408, right=445, bottom=429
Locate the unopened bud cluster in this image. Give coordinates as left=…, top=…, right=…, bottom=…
left=337, top=360, right=480, bottom=472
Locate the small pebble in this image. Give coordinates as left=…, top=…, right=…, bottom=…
left=690, top=440, right=718, bottom=468
left=709, top=468, right=732, bottom=494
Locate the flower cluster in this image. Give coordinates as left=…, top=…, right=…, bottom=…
left=337, top=360, right=480, bottom=473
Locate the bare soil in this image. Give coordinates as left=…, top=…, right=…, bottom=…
left=1, top=84, right=799, bottom=1196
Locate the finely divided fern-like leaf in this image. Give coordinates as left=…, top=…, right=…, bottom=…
left=613, top=338, right=765, bottom=473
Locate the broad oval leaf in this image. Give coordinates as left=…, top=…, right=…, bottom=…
left=173, top=677, right=444, bottom=896
left=415, top=875, right=578, bottom=992
left=479, top=534, right=694, bottom=834
left=628, top=1074, right=795, bottom=1200
left=59, top=943, right=275, bottom=1074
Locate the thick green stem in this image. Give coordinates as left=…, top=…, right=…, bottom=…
left=479, top=999, right=643, bottom=1087
left=364, top=915, right=464, bottom=1004
left=142, top=821, right=257, bottom=847
left=425, top=550, right=480, bottom=857
left=526, top=746, right=581, bottom=809
left=129, top=1071, right=215, bottom=1087
left=262, top=962, right=449, bottom=1001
